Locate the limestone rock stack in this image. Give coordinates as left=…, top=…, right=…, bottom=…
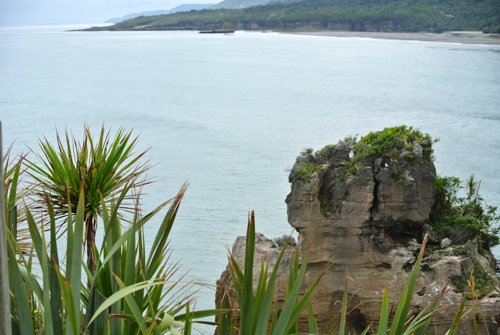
left=216, top=131, right=500, bottom=334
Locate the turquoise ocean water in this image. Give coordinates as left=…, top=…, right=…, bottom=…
left=1, top=24, right=499, bottom=326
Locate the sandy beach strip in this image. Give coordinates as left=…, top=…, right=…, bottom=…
left=281, top=31, right=500, bottom=45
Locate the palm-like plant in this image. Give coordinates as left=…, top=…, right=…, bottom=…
left=2, top=145, right=36, bottom=255
left=3, top=145, right=22, bottom=243
left=27, top=126, right=150, bottom=275
left=7, top=178, right=223, bottom=335
left=465, top=173, right=480, bottom=203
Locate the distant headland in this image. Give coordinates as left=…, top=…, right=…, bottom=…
left=77, top=0, right=500, bottom=45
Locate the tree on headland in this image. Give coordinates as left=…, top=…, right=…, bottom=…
left=28, top=126, right=150, bottom=275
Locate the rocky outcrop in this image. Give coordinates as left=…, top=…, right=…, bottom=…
left=215, top=234, right=291, bottom=334
left=216, top=131, right=500, bottom=334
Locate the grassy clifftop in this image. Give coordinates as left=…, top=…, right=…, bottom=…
left=91, top=0, right=500, bottom=33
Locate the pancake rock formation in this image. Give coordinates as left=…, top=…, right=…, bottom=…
left=216, top=127, right=500, bottom=334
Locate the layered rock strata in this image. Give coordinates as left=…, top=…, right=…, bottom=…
left=216, top=138, right=500, bottom=334
left=215, top=234, right=291, bottom=334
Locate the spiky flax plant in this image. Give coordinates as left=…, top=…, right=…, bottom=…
left=27, top=126, right=150, bottom=275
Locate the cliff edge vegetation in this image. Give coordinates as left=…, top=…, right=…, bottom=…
left=295, top=126, right=499, bottom=252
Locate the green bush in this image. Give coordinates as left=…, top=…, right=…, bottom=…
left=405, top=153, right=414, bottom=163
left=358, top=125, right=433, bottom=159
left=422, top=147, right=434, bottom=157
left=296, top=164, right=322, bottom=182
left=300, top=147, right=314, bottom=156
left=341, top=125, right=434, bottom=181
left=390, top=169, right=403, bottom=180
left=430, top=175, right=500, bottom=248
left=452, top=246, right=466, bottom=256
left=314, top=143, right=337, bottom=160
left=451, top=265, right=497, bottom=297
left=294, top=126, right=438, bottom=183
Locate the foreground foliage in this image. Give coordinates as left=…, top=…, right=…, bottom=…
left=5, top=129, right=223, bottom=335
left=3, top=126, right=498, bottom=334
left=223, top=212, right=333, bottom=335
left=28, top=126, right=150, bottom=276
left=7, top=181, right=218, bottom=334
left=219, top=213, right=492, bottom=334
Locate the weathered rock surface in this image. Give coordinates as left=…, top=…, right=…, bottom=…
left=215, top=234, right=291, bottom=334
left=216, top=139, right=500, bottom=334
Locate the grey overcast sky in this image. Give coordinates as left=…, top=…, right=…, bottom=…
left=0, top=0, right=214, bottom=26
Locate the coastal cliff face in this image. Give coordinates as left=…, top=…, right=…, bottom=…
left=215, top=128, right=500, bottom=334
left=98, top=20, right=406, bottom=32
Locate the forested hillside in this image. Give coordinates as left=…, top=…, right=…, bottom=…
left=96, top=0, right=500, bottom=33
left=209, top=0, right=287, bottom=9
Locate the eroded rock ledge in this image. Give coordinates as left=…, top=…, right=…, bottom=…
left=216, top=129, right=500, bottom=334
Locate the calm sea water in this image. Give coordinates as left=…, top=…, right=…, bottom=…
left=1, top=24, right=499, bottom=325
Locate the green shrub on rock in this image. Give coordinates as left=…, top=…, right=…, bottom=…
left=430, top=174, right=500, bottom=249
left=296, top=164, right=322, bottom=183
left=314, top=144, right=337, bottom=160
left=357, top=125, right=434, bottom=159
left=450, top=265, right=498, bottom=298
left=272, top=234, right=297, bottom=247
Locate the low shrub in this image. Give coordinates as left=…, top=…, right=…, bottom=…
left=390, top=169, right=403, bottom=180
left=294, top=126, right=438, bottom=184
left=300, top=147, right=314, bottom=156
left=430, top=175, right=500, bottom=249
left=314, top=143, right=337, bottom=160
left=452, top=246, right=466, bottom=256
left=272, top=234, right=297, bottom=247
left=296, top=164, right=322, bottom=183
left=451, top=265, right=497, bottom=297
left=358, top=125, right=434, bottom=159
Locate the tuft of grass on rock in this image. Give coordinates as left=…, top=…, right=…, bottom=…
left=272, top=234, right=297, bottom=247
